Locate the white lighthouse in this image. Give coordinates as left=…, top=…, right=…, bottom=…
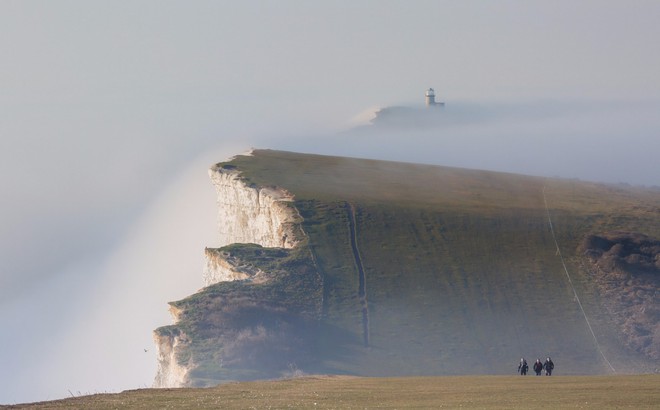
left=425, top=88, right=444, bottom=108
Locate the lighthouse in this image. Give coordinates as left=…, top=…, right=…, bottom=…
left=425, top=88, right=444, bottom=108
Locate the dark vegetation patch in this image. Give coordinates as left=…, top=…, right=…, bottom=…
left=581, top=232, right=660, bottom=360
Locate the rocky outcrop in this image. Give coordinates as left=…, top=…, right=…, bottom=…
left=203, top=247, right=274, bottom=285
left=203, top=248, right=256, bottom=284
left=153, top=307, right=192, bottom=387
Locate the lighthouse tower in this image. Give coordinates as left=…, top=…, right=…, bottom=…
left=425, top=88, right=444, bottom=108
left=425, top=88, right=436, bottom=106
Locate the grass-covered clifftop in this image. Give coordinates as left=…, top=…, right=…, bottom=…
left=156, top=149, right=660, bottom=386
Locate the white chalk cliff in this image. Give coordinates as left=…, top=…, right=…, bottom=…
left=153, top=306, right=192, bottom=388
left=202, top=163, right=301, bottom=286
left=154, top=157, right=303, bottom=387
left=208, top=165, right=300, bottom=249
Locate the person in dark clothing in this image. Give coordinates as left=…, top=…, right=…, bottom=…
left=543, top=357, right=554, bottom=376
left=533, top=358, right=543, bottom=376
left=518, top=358, right=528, bottom=375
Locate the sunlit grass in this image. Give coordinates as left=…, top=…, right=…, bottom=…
left=13, top=375, right=660, bottom=409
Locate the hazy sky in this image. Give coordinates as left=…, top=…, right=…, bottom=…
left=1, top=1, right=660, bottom=403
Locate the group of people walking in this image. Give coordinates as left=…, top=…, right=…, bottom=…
left=518, top=357, right=554, bottom=376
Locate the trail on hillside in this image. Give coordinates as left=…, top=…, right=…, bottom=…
left=542, top=186, right=616, bottom=373
left=346, top=202, right=370, bottom=347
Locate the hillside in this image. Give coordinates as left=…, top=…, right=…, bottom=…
left=154, top=149, right=660, bottom=387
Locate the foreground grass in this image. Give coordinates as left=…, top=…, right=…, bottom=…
left=7, top=375, right=660, bottom=409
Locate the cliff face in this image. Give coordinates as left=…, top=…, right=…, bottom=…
left=153, top=160, right=306, bottom=387
left=153, top=333, right=191, bottom=387
left=209, top=165, right=300, bottom=249
left=153, top=306, right=192, bottom=387
left=202, top=164, right=302, bottom=286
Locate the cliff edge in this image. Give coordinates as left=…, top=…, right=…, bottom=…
left=153, top=159, right=314, bottom=387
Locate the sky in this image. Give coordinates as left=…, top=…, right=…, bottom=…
left=1, top=1, right=660, bottom=404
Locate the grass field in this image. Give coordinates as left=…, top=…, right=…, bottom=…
left=7, top=374, right=660, bottom=409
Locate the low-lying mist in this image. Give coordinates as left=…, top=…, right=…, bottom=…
left=1, top=98, right=658, bottom=404
left=0, top=151, right=221, bottom=403
left=283, top=99, right=660, bottom=187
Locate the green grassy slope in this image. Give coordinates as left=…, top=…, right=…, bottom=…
left=156, top=150, right=660, bottom=385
